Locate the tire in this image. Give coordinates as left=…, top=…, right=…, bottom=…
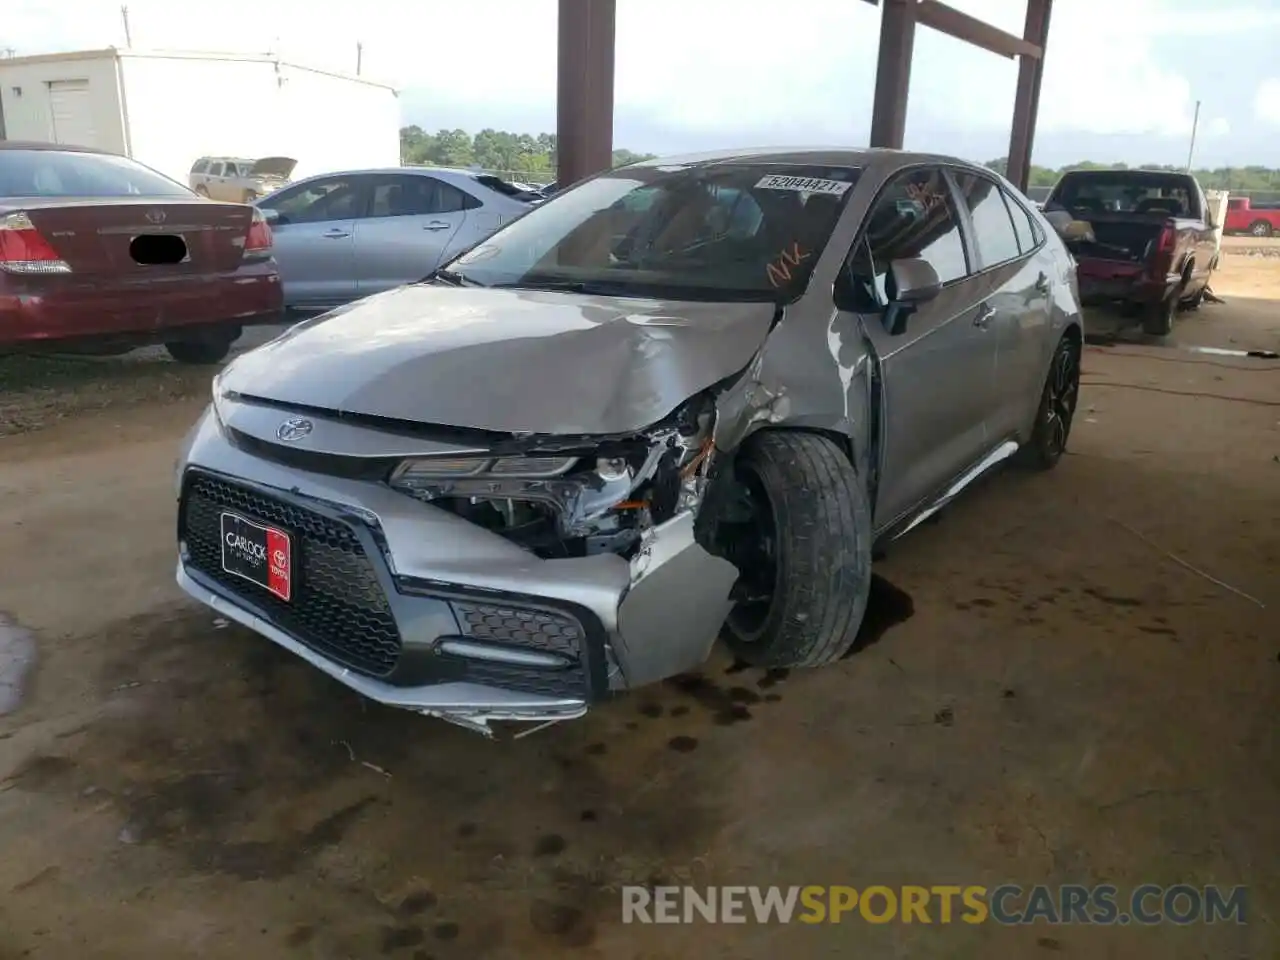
left=1142, top=289, right=1177, bottom=336
left=165, top=330, right=237, bottom=365
left=195, top=185, right=210, bottom=198
left=1015, top=333, right=1081, bottom=471
left=720, top=431, right=872, bottom=669
left=1248, top=220, right=1273, bottom=238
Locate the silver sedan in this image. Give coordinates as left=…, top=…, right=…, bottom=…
left=178, top=148, right=1083, bottom=735
left=255, top=167, right=537, bottom=311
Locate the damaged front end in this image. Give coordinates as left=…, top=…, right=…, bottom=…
left=175, top=388, right=741, bottom=737
left=387, top=395, right=717, bottom=563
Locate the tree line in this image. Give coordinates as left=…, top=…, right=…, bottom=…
left=400, top=126, right=655, bottom=180
left=985, top=158, right=1280, bottom=193
left=399, top=128, right=1279, bottom=193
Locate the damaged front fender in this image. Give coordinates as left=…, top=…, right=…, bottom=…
left=709, top=306, right=877, bottom=474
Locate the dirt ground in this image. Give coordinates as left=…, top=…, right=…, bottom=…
left=1, top=251, right=1277, bottom=959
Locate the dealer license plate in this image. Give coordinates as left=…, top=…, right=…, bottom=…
left=219, top=511, right=293, bottom=601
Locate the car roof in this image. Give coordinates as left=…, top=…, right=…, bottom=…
left=288, top=166, right=506, bottom=183
left=625, top=146, right=989, bottom=172
left=0, top=140, right=114, bottom=156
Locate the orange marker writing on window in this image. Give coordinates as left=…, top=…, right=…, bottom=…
left=767, top=242, right=809, bottom=287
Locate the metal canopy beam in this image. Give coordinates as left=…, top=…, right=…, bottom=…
left=869, top=0, right=917, bottom=149
left=917, top=1, right=1042, bottom=60
left=556, top=0, right=616, bottom=187
left=866, top=0, right=1052, bottom=181
left=1006, top=0, right=1053, bottom=192
left=552, top=0, right=1053, bottom=192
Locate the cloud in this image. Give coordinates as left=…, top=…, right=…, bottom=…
left=1203, top=116, right=1231, bottom=139
left=1256, top=79, right=1280, bottom=127
left=0, top=0, right=1269, bottom=155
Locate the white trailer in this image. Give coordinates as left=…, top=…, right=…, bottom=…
left=0, top=48, right=401, bottom=185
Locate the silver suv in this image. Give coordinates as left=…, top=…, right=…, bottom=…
left=189, top=156, right=297, bottom=203
left=175, top=148, right=1083, bottom=736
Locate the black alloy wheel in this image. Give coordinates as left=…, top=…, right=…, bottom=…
left=1018, top=335, right=1080, bottom=470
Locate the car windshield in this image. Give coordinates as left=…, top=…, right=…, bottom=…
left=442, top=162, right=861, bottom=301
left=0, top=149, right=192, bottom=198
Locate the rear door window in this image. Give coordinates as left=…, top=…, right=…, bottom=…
left=369, top=175, right=440, bottom=217
left=1002, top=189, right=1039, bottom=253
left=951, top=171, right=1023, bottom=268
left=367, top=175, right=478, bottom=217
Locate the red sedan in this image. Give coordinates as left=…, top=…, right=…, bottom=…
left=0, top=141, right=282, bottom=364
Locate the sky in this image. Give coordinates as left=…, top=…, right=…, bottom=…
left=3, top=0, right=1280, bottom=170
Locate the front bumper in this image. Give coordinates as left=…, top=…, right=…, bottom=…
left=174, top=402, right=738, bottom=729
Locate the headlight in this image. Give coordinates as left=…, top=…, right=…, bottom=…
left=391, top=456, right=579, bottom=484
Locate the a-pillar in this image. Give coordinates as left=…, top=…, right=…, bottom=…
left=556, top=0, right=617, bottom=187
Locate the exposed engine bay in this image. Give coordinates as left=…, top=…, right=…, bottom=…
left=386, top=395, right=718, bottom=561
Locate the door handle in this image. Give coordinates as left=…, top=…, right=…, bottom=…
left=322, top=230, right=350, bottom=239
left=423, top=221, right=451, bottom=231
left=973, top=305, right=996, bottom=329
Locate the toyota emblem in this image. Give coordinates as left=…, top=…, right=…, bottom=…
left=276, top=417, right=313, bottom=442
left=144, top=208, right=167, bottom=225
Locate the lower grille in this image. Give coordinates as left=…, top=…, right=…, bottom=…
left=181, top=473, right=402, bottom=677
left=446, top=599, right=589, bottom=699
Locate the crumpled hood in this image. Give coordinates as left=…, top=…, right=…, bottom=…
left=219, top=284, right=778, bottom=435
left=249, top=156, right=297, bottom=180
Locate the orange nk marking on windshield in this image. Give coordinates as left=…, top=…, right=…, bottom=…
left=766, top=242, right=810, bottom=287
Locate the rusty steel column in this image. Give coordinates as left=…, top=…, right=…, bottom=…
left=556, top=0, right=616, bottom=187
left=1006, top=0, right=1052, bottom=193
left=869, top=0, right=917, bottom=149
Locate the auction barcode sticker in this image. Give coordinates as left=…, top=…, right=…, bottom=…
left=755, top=175, right=853, bottom=196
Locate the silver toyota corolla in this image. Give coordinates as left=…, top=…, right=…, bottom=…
left=175, top=148, right=1083, bottom=736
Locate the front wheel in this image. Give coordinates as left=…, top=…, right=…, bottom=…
left=720, top=431, right=872, bottom=668
left=165, top=329, right=238, bottom=365
left=195, top=185, right=210, bottom=198
left=1016, top=333, right=1081, bottom=471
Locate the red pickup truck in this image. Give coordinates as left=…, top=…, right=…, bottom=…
left=1044, top=169, right=1217, bottom=336
left=1223, top=196, right=1280, bottom=238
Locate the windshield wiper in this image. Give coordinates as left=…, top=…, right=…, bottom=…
left=428, top=267, right=485, bottom=287
left=493, top=277, right=625, bottom=295
left=494, top=276, right=783, bottom=303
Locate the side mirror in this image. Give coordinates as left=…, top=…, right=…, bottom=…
left=890, top=258, right=941, bottom=304
left=884, top=258, right=941, bottom=336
